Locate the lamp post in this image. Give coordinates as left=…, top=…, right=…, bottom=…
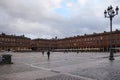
left=104, top=5, right=119, bottom=60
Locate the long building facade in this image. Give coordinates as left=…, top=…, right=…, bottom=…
left=31, top=38, right=57, bottom=51
left=0, top=33, right=31, bottom=51
left=0, top=30, right=120, bottom=52
left=57, top=30, right=120, bottom=52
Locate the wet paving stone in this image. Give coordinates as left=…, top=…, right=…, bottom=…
left=0, top=62, right=38, bottom=75
left=36, top=74, right=85, bottom=80
left=71, top=60, right=120, bottom=80
left=1, top=52, right=120, bottom=80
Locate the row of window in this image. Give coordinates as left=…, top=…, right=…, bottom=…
left=0, top=36, right=30, bottom=41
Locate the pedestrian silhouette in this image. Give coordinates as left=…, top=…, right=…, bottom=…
left=77, top=51, right=79, bottom=54
left=47, top=51, right=50, bottom=60
left=42, top=51, right=44, bottom=56
left=8, top=49, right=10, bottom=52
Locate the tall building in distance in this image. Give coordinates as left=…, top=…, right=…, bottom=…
left=0, top=30, right=120, bottom=52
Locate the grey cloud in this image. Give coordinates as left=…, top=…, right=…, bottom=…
left=0, top=0, right=120, bottom=39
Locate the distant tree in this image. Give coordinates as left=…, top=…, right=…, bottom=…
left=1, top=33, right=6, bottom=36
left=116, top=29, right=119, bottom=31
left=22, top=34, right=25, bottom=37
left=55, top=36, right=57, bottom=40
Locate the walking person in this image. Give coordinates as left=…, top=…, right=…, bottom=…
left=77, top=51, right=79, bottom=54
left=47, top=51, right=50, bottom=60
left=42, top=51, right=44, bottom=56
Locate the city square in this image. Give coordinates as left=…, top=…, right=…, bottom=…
left=0, top=52, right=120, bottom=80
left=0, top=0, right=120, bottom=80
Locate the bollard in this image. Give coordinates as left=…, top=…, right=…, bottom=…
left=0, top=54, right=13, bottom=64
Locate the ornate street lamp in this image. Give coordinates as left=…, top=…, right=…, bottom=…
left=104, top=5, right=119, bottom=60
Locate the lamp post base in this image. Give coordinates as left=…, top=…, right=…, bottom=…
left=109, top=57, right=114, bottom=60
left=109, top=50, right=114, bottom=60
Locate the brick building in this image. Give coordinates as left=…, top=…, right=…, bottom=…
left=0, top=30, right=120, bottom=52
left=30, top=30, right=120, bottom=52
left=31, top=38, right=57, bottom=51
left=56, top=30, right=120, bottom=52
left=0, top=33, right=31, bottom=51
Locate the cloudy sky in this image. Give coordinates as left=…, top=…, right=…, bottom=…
left=0, top=0, right=120, bottom=39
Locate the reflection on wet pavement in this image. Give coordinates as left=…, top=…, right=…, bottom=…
left=0, top=52, right=120, bottom=80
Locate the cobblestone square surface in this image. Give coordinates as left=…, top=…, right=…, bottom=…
left=0, top=52, right=120, bottom=80
left=36, top=74, right=85, bottom=80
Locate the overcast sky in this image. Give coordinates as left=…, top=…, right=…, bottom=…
left=0, top=0, right=120, bottom=39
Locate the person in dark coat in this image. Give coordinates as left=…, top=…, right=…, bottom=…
left=47, top=51, right=50, bottom=60
left=42, top=51, right=44, bottom=56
